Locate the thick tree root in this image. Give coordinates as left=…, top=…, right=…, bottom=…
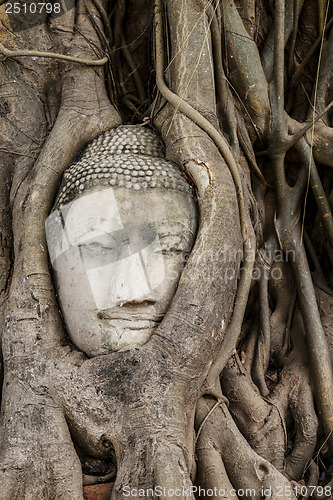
left=195, top=396, right=297, bottom=500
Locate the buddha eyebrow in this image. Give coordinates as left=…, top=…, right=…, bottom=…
left=85, top=216, right=118, bottom=225
left=158, top=232, right=181, bottom=240
left=158, top=224, right=195, bottom=239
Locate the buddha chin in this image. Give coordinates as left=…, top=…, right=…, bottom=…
left=95, top=311, right=161, bottom=355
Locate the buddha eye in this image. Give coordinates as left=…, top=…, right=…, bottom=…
left=157, top=247, right=185, bottom=256
left=84, top=242, right=103, bottom=250
left=170, top=248, right=184, bottom=254
left=80, top=242, right=115, bottom=255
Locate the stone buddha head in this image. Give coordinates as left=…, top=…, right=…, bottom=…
left=46, top=126, right=197, bottom=357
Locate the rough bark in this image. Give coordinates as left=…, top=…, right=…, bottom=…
left=1, top=0, right=333, bottom=498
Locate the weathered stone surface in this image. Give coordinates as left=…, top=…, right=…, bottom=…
left=46, top=127, right=198, bottom=356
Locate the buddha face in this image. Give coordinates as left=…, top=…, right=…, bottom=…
left=46, top=186, right=197, bottom=357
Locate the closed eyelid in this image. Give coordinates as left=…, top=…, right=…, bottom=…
left=84, top=241, right=115, bottom=248
left=76, top=233, right=118, bottom=247
left=160, top=248, right=185, bottom=254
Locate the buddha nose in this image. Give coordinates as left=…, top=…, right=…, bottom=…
left=107, top=251, right=162, bottom=308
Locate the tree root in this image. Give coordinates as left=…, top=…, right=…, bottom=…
left=195, top=396, right=297, bottom=500
left=0, top=42, right=108, bottom=66
left=195, top=441, right=235, bottom=499
left=285, top=382, right=318, bottom=480
left=221, top=357, right=285, bottom=472
left=2, top=0, right=333, bottom=496
left=0, top=3, right=121, bottom=497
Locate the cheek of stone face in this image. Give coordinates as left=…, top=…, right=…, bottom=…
left=55, top=270, right=95, bottom=324
left=55, top=270, right=113, bottom=356
left=157, top=253, right=189, bottom=307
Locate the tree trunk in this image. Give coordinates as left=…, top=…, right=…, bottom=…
left=1, top=0, right=333, bottom=498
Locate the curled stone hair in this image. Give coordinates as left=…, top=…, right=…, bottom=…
left=54, top=125, right=195, bottom=210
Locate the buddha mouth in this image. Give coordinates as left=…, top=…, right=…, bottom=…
left=127, top=322, right=159, bottom=330
left=97, top=310, right=163, bottom=323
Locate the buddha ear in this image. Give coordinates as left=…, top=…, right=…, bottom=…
left=45, top=207, right=86, bottom=275
left=45, top=209, right=68, bottom=270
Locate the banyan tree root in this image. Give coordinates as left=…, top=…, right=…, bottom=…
left=0, top=1, right=121, bottom=498
left=195, top=396, right=298, bottom=500
left=221, top=244, right=320, bottom=485
left=1, top=0, right=333, bottom=497
left=221, top=357, right=286, bottom=473
left=1, top=6, right=246, bottom=498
